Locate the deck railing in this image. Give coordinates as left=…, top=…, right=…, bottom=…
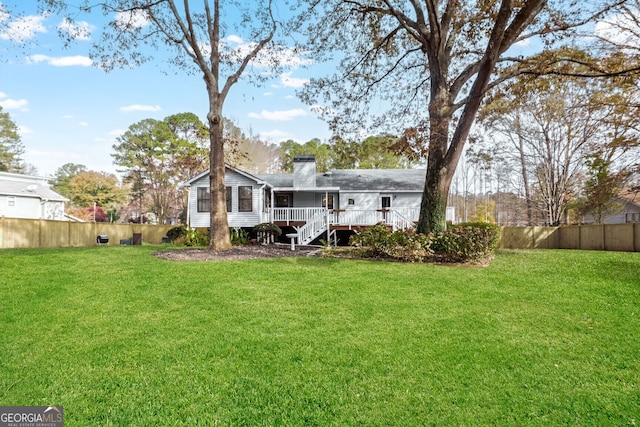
left=271, top=207, right=326, bottom=224
left=270, top=207, right=417, bottom=229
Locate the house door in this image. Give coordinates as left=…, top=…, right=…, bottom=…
left=381, top=195, right=391, bottom=221
left=381, top=196, right=392, bottom=209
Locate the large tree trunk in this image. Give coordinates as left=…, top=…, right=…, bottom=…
left=208, top=111, right=232, bottom=251
left=417, top=154, right=452, bottom=234
left=417, top=84, right=453, bottom=234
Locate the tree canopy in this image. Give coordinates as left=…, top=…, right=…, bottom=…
left=43, top=0, right=299, bottom=250
left=301, top=0, right=638, bottom=233
left=0, top=106, right=25, bottom=173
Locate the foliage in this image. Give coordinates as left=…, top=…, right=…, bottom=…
left=349, top=224, right=432, bottom=263
left=278, top=134, right=414, bottom=173
left=185, top=228, right=210, bottom=247
left=253, top=222, right=282, bottom=244
left=279, top=138, right=334, bottom=173
left=348, top=222, right=499, bottom=264
left=430, top=222, right=501, bottom=263
left=44, top=0, right=295, bottom=251
left=0, top=106, right=25, bottom=172
left=230, top=227, right=249, bottom=245
left=301, top=0, right=633, bottom=233
left=480, top=65, right=640, bottom=226
left=578, top=153, right=630, bottom=223
left=67, top=205, right=108, bottom=222
left=331, top=134, right=417, bottom=169
left=224, top=119, right=281, bottom=174
left=67, top=170, right=127, bottom=210
left=112, top=114, right=208, bottom=224
left=165, top=225, right=211, bottom=246
left=166, top=225, right=186, bottom=243
left=49, top=163, right=87, bottom=199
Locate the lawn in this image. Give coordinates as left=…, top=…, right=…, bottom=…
left=0, top=246, right=638, bottom=426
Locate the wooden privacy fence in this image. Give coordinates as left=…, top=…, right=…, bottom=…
left=499, top=223, right=640, bottom=252
left=0, top=217, right=174, bottom=249
left=1, top=218, right=639, bottom=252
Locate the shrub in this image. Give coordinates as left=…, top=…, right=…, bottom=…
left=430, top=222, right=500, bottom=263
left=350, top=224, right=432, bottom=262
left=349, top=223, right=392, bottom=258
left=253, top=223, right=282, bottom=244
left=167, top=226, right=186, bottom=242
left=230, top=227, right=250, bottom=245
left=185, top=228, right=210, bottom=247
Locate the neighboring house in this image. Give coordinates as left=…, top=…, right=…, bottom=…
left=582, top=193, right=640, bottom=224
left=0, top=172, right=68, bottom=220
left=185, top=155, right=455, bottom=245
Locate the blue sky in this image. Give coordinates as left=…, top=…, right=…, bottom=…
left=0, top=2, right=331, bottom=177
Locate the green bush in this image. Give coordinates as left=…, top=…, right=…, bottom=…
left=253, top=223, right=282, bottom=244
left=167, top=226, right=186, bottom=242
left=430, top=222, right=500, bottom=263
left=230, top=227, right=250, bottom=245
left=350, top=224, right=432, bottom=262
left=185, top=228, right=210, bottom=247
left=349, top=222, right=499, bottom=264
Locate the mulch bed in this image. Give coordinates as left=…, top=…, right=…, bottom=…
left=153, top=243, right=322, bottom=261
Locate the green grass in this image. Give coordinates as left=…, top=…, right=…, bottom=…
left=0, top=246, right=639, bottom=426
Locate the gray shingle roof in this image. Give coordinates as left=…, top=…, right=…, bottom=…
left=0, top=175, right=67, bottom=201
left=256, top=168, right=426, bottom=192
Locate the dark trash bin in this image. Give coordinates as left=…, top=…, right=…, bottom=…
left=96, top=235, right=109, bottom=244
left=133, top=233, right=142, bottom=245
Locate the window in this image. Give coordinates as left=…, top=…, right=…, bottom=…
left=198, top=187, right=232, bottom=212
left=348, top=198, right=355, bottom=205
left=197, top=188, right=210, bottom=212
left=322, top=194, right=334, bottom=209
left=238, top=186, right=253, bottom=212
left=275, top=194, right=291, bottom=208
left=7, top=196, right=15, bottom=207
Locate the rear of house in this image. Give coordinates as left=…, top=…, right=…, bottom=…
left=186, top=166, right=271, bottom=229
left=184, top=156, right=454, bottom=245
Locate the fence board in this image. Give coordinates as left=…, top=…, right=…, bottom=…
left=0, top=218, right=173, bottom=249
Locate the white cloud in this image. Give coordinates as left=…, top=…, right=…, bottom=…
left=263, top=91, right=274, bottom=96
left=225, top=35, right=244, bottom=45
left=115, top=9, right=149, bottom=30
left=0, top=97, right=28, bottom=111
left=78, top=121, right=89, bottom=127
left=280, top=72, right=309, bottom=88
left=595, top=11, right=640, bottom=48
left=259, top=129, right=290, bottom=140
left=108, top=129, right=126, bottom=136
left=120, top=104, right=162, bottom=112
left=219, top=35, right=312, bottom=69
left=58, top=18, right=93, bottom=41
left=61, top=114, right=74, bottom=119
left=0, top=13, right=47, bottom=42
left=28, top=54, right=93, bottom=67
left=248, top=108, right=309, bottom=121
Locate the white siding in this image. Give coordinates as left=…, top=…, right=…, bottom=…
left=339, top=192, right=421, bottom=210
left=188, top=170, right=267, bottom=228
left=0, top=195, right=42, bottom=219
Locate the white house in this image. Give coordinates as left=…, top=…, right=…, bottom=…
left=0, top=172, right=68, bottom=220
left=184, top=155, right=454, bottom=244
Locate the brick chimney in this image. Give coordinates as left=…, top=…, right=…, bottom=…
left=293, top=155, right=316, bottom=188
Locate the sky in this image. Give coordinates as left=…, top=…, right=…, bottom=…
left=0, top=1, right=331, bottom=178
